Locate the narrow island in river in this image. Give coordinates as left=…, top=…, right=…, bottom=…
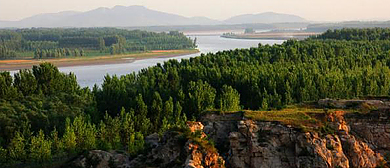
left=221, top=30, right=319, bottom=40
left=0, top=28, right=198, bottom=71
left=0, top=49, right=199, bottom=71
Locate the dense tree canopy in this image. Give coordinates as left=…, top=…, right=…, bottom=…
left=94, top=31, right=390, bottom=117
left=0, top=28, right=196, bottom=59
left=2, top=28, right=390, bottom=166
left=0, top=63, right=93, bottom=144
left=312, top=28, right=390, bottom=41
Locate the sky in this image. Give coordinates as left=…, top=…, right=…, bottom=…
left=0, top=0, right=389, bottom=22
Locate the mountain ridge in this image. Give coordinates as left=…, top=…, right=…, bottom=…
left=0, top=6, right=307, bottom=28
left=224, top=11, right=307, bottom=24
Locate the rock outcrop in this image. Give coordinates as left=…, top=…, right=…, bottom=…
left=318, top=98, right=387, bottom=109
left=68, top=122, right=225, bottom=168
left=69, top=99, right=390, bottom=168
left=67, top=150, right=130, bottom=168
left=225, top=120, right=354, bottom=168
left=184, top=141, right=225, bottom=168
left=129, top=121, right=225, bottom=168
left=202, top=109, right=387, bottom=168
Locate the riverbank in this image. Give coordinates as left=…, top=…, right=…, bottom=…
left=0, top=49, right=199, bottom=71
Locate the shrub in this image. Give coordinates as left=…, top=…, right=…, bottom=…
left=127, top=132, right=144, bottom=156
left=8, top=132, right=26, bottom=161
left=50, top=128, right=63, bottom=153
left=62, top=118, right=77, bottom=153
left=29, top=130, right=52, bottom=163
left=0, top=146, right=7, bottom=164
left=218, top=85, right=241, bottom=111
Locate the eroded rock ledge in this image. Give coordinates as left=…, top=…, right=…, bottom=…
left=69, top=99, right=390, bottom=168
left=68, top=121, right=225, bottom=168
left=202, top=109, right=389, bottom=168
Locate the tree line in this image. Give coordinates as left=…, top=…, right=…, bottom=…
left=2, top=28, right=390, bottom=165
left=312, top=28, right=390, bottom=41
left=0, top=28, right=196, bottom=59
left=0, top=45, right=16, bottom=59
left=34, top=48, right=85, bottom=59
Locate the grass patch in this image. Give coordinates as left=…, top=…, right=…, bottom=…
left=243, top=105, right=352, bottom=133
left=244, top=106, right=323, bottom=126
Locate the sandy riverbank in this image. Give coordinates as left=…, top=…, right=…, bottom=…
left=0, top=49, right=199, bottom=71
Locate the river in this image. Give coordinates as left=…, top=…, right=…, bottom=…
left=47, top=36, right=284, bottom=88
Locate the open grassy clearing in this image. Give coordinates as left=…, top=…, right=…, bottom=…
left=226, top=104, right=357, bottom=132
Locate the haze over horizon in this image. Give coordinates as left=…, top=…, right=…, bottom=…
left=1, top=0, right=389, bottom=22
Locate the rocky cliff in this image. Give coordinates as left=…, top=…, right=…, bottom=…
left=129, top=121, right=225, bottom=168
left=201, top=100, right=390, bottom=168
left=68, top=121, right=225, bottom=168
left=69, top=99, right=390, bottom=168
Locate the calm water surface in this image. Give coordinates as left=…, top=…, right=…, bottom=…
left=21, top=36, right=284, bottom=88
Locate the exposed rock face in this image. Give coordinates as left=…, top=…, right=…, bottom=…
left=329, top=111, right=384, bottom=168
left=68, top=150, right=130, bottom=168
left=129, top=131, right=186, bottom=167
left=345, top=109, right=390, bottom=156
left=187, top=121, right=205, bottom=133
left=201, top=113, right=242, bottom=155
left=202, top=111, right=387, bottom=168
left=226, top=120, right=352, bottom=168
left=185, top=141, right=225, bottom=168
left=318, top=98, right=387, bottom=109
left=69, top=122, right=225, bottom=168
left=69, top=100, right=390, bottom=168
left=145, top=133, right=159, bottom=148
left=129, top=121, right=225, bottom=168
left=184, top=121, right=225, bottom=168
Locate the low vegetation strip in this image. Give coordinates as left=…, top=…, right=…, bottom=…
left=243, top=105, right=351, bottom=130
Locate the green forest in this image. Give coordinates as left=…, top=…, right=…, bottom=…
left=0, top=28, right=196, bottom=59
left=2, top=28, right=390, bottom=166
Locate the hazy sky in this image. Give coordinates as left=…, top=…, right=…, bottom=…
left=1, top=0, right=389, bottom=21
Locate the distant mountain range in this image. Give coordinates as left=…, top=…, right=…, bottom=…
left=224, top=12, right=306, bottom=24
left=0, top=6, right=307, bottom=28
